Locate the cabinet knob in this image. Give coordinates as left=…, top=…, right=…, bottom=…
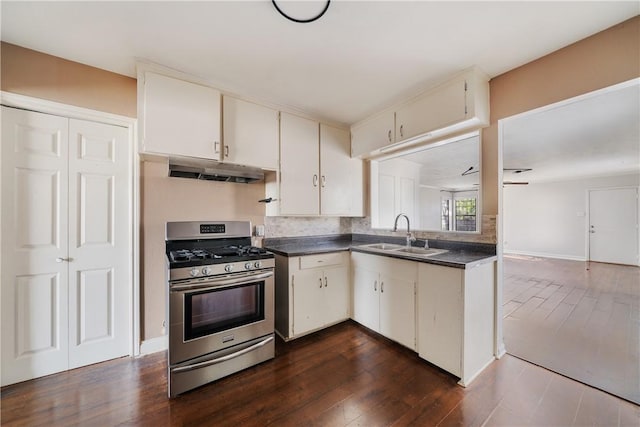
left=374, top=280, right=377, bottom=291
left=324, top=277, right=328, bottom=287
left=387, top=130, right=392, bottom=142
left=224, top=145, right=229, bottom=158
left=399, top=125, right=404, bottom=138
left=381, top=282, right=384, bottom=293
left=319, top=278, right=323, bottom=288
left=56, top=257, right=71, bottom=263
left=321, top=175, right=326, bottom=188
left=313, top=174, right=318, bottom=187
left=214, top=141, right=220, bottom=154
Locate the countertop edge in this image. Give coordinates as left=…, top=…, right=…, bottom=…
left=265, top=243, right=497, bottom=269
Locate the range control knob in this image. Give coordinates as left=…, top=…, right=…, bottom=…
left=254, top=261, right=262, bottom=269
left=224, top=264, right=234, bottom=273
left=189, top=268, right=200, bottom=277
left=202, top=266, right=212, bottom=276
left=244, top=262, right=253, bottom=270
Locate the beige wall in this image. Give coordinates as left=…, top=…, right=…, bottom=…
left=142, top=161, right=265, bottom=339
left=1, top=42, right=137, bottom=117
left=483, top=16, right=640, bottom=215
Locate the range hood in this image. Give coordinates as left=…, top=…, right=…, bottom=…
left=168, top=157, right=264, bottom=184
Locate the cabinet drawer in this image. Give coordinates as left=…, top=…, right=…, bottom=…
left=299, top=252, right=345, bottom=270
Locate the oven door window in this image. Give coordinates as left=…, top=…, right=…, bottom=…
left=184, top=281, right=265, bottom=341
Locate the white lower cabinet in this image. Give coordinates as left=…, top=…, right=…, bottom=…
left=275, top=252, right=350, bottom=340
left=417, top=261, right=495, bottom=386
left=351, top=252, right=417, bottom=350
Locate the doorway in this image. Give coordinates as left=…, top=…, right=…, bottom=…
left=500, top=80, right=640, bottom=404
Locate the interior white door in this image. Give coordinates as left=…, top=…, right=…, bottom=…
left=1, top=107, right=70, bottom=385
left=67, top=119, right=131, bottom=368
left=589, top=188, right=639, bottom=265
left=1, top=107, right=132, bottom=386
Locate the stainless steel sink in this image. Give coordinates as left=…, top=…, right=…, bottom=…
left=356, top=243, right=448, bottom=258
left=358, top=243, right=404, bottom=251
left=394, top=247, right=448, bottom=257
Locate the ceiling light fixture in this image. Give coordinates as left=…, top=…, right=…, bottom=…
left=272, top=0, right=331, bottom=23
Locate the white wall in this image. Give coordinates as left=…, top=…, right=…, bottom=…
left=503, top=173, right=639, bottom=260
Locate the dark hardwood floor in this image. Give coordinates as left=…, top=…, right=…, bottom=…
left=1, top=321, right=638, bottom=426
left=503, top=255, right=640, bottom=404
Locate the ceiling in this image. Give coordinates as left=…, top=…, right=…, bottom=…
left=1, top=1, right=638, bottom=126
left=503, top=81, right=640, bottom=184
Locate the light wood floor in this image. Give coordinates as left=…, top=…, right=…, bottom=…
left=503, top=255, right=640, bottom=404
left=1, top=321, right=638, bottom=426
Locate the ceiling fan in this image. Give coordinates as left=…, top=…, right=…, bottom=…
left=461, top=166, right=532, bottom=185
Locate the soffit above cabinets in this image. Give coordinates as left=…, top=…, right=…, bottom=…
left=2, top=1, right=637, bottom=125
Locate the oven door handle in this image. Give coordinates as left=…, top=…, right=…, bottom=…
left=170, top=271, right=273, bottom=292
left=171, top=336, right=274, bottom=374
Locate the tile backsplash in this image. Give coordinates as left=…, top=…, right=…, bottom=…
left=265, top=215, right=497, bottom=244
left=265, top=216, right=351, bottom=237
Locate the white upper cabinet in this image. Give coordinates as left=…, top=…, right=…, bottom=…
left=141, top=71, right=221, bottom=159
left=350, top=109, right=395, bottom=158
left=395, top=76, right=467, bottom=142
left=222, top=96, right=279, bottom=170
left=279, top=112, right=320, bottom=216
left=279, top=114, right=364, bottom=217
left=351, top=67, right=489, bottom=158
left=320, top=124, right=363, bottom=216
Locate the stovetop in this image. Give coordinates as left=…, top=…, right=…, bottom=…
left=167, top=245, right=272, bottom=268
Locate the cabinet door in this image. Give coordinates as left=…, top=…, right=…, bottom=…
left=222, top=96, right=279, bottom=170
left=379, top=273, right=415, bottom=350
left=350, top=109, right=395, bottom=158
left=352, top=267, right=379, bottom=332
left=322, top=266, right=350, bottom=325
left=292, top=269, right=324, bottom=336
left=279, top=113, right=319, bottom=215
left=320, top=124, right=362, bottom=216
left=143, top=72, right=221, bottom=159
left=417, top=264, right=463, bottom=376
left=395, top=77, right=466, bottom=142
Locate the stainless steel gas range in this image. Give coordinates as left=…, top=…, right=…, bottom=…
left=165, top=221, right=275, bottom=397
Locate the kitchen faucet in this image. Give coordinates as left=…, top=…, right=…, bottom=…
left=393, top=213, right=416, bottom=247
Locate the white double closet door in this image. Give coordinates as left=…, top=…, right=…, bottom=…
left=1, top=106, right=132, bottom=386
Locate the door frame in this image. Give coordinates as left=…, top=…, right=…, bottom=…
left=586, top=186, right=640, bottom=266
left=496, top=77, right=640, bottom=359
left=1, top=91, right=141, bottom=357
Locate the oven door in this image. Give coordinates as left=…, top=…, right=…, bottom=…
left=169, top=269, right=274, bottom=365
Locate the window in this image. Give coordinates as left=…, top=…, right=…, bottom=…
left=441, top=194, right=477, bottom=232
left=454, top=198, right=477, bottom=232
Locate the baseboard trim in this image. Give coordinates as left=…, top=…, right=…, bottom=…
left=504, top=250, right=585, bottom=262
left=140, top=335, right=168, bottom=355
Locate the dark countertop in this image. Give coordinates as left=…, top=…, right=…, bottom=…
left=264, top=234, right=496, bottom=269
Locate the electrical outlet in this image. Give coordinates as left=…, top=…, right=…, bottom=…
left=255, top=225, right=265, bottom=237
